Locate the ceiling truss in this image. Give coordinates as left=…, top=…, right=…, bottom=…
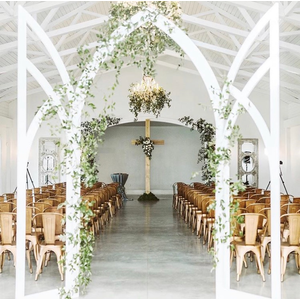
left=0, top=1, right=299, bottom=105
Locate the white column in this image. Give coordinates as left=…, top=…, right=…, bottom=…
left=269, top=3, right=281, bottom=298
left=15, top=5, right=27, bottom=298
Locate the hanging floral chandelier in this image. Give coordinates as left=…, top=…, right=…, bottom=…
left=128, top=75, right=172, bottom=120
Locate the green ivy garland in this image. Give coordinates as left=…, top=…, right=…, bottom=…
left=135, top=136, right=154, bottom=159
left=81, top=116, right=121, bottom=187
left=40, top=2, right=187, bottom=298
left=78, top=1, right=185, bottom=111
left=179, top=81, right=247, bottom=268
left=178, top=116, right=216, bottom=185
left=208, top=82, right=246, bottom=268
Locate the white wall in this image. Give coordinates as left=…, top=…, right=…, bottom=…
left=0, top=116, right=13, bottom=194
left=3, top=64, right=294, bottom=196
left=284, top=117, right=300, bottom=197
left=96, top=123, right=201, bottom=194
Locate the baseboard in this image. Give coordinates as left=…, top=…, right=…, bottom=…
left=126, top=189, right=172, bottom=195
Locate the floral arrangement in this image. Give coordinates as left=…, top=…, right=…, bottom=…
left=135, top=136, right=154, bottom=159
left=129, top=75, right=172, bottom=120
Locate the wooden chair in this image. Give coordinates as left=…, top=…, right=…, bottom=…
left=12, top=206, right=42, bottom=263
left=232, top=213, right=266, bottom=282
left=34, top=212, right=65, bottom=281
left=0, top=212, right=32, bottom=273
left=195, top=194, right=213, bottom=238
left=230, top=207, right=249, bottom=267
left=203, top=198, right=215, bottom=251
left=201, top=196, right=215, bottom=243
left=280, top=213, right=300, bottom=281
left=259, top=207, right=272, bottom=271
left=173, top=182, right=185, bottom=209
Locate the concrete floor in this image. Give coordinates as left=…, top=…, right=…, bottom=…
left=0, top=195, right=299, bottom=299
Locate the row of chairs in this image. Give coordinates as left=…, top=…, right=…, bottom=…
left=0, top=181, right=123, bottom=282
left=173, top=182, right=216, bottom=251
left=173, top=181, right=300, bottom=282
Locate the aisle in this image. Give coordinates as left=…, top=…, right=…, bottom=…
left=81, top=195, right=216, bottom=299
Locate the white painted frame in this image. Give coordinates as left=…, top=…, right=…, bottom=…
left=17, top=4, right=279, bottom=299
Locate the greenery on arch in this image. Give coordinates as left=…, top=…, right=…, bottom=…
left=78, top=1, right=186, bottom=121
left=80, top=115, right=121, bottom=187
left=180, top=81, right=247, bottom=268
left=178, top=116, right=216, bottom=185
left=40, top=2, right=189, bottom=298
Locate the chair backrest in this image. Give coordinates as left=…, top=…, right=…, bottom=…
left=238, top=213, right=266, bottom=245
left=241, top=191, right=256, bottom=199
left=25, top=206, right=33, bottom=234
left=281, top=213, right=300, bottom=246
left=35, top=213, right=64, bottom=244
left=206, top=198, right=215, bottom=218
left=202, top=196, right=215, bottom=214
left=29, top=202, right=51, bottom=229
left=26, top=189, right=33, bottom=197
left=0, top=212, right=16, bottom=244
left=0, top=202, right=13, bottom=212
left=249, top=194, right=263, bottom=201
left=259, top=207, right=271, bottom=236
left=281, top=203, right=300, bottom=214
left=42, top=213, right=56, bottom=244
left=256, top=196, right=270, bottom=204
left=246, top=203, right=266, bottom=214
left=37, top=198, right=60, bottom=207
left=44, top=206, right=64, bottom=214
left=3, top=193, right=14, bottom=200
left=292, top=197, right=300, bottom=204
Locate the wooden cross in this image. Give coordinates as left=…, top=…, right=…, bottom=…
left=131, top=119, right=164, bottom=194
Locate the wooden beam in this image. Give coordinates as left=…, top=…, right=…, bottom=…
left=131, top=140, right=164, bottom=145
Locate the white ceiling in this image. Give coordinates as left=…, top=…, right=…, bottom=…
left=0, top=1, right=300, bottom=105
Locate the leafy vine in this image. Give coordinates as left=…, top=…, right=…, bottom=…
left=207, top=82, right=246, bottom=267
left=37, top=2, right=188, bottom=298
left=178, top=116, right=215, bottom=184
left=180, top=81, right=246, bottom=268
left=81, top=116, right=121, bottom=187
left=78, top=1, right=185, bottom=114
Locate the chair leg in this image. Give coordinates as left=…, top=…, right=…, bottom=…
left=0, top=251, right=4, bottom=273
left=253, top=248, right=265, bottom=281
left=236, top=252, right=244, bottom=281
left=281, top=251, right=291, bottom=282
left=207, top=222, right=213, bottom=251
left=196, top=213, right=202, bottom=238
left=52, top=249, right=64, bottom=281
left=26, top=248, right=32, bottom=274
left=35, top=248, right=47, bottom=280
